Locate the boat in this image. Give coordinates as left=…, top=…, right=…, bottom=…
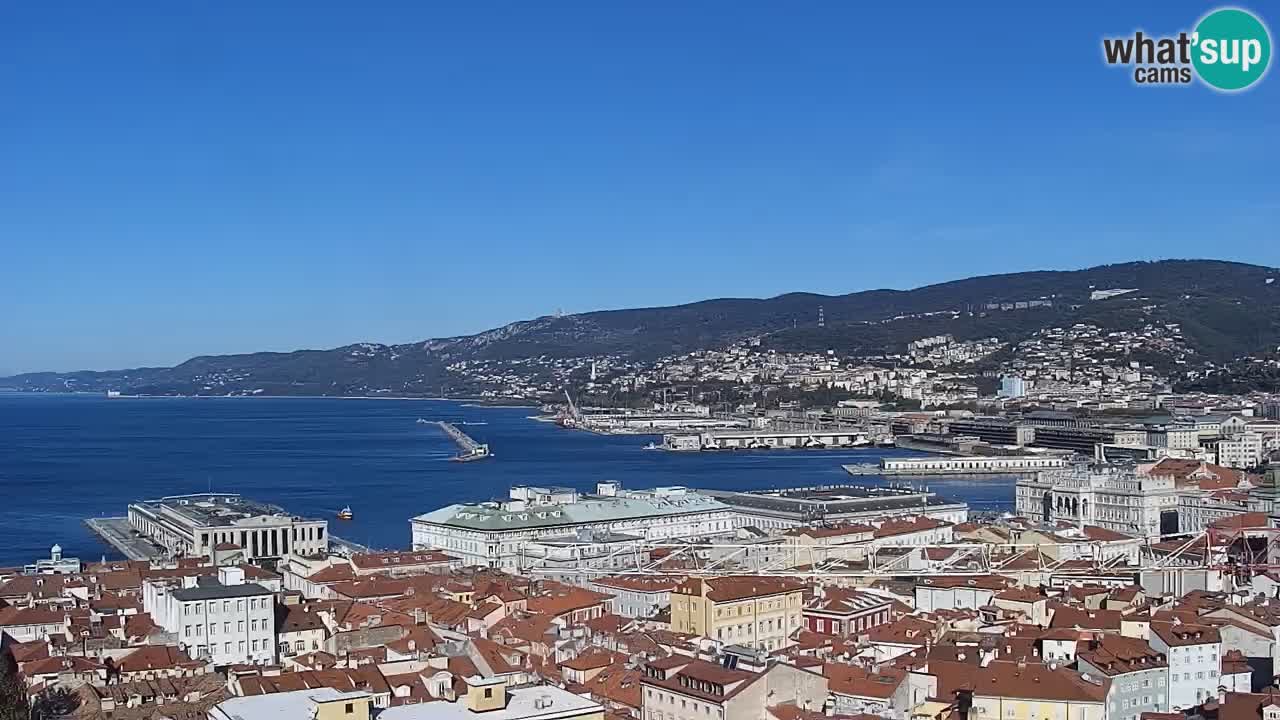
left=416, top=418, right=430, bottom=424
left=336, top=506, right=353, bottom=520
left=643, top=441, right=661, bottom=450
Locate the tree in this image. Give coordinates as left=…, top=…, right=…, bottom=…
left=30, top=687, right=80, bottom=720
left=0, top=651, right=29, bottom=720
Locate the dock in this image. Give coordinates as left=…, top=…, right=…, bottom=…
left=85, top=517, right=163, bottom=560
left=435, top=421, right=492, bottom=461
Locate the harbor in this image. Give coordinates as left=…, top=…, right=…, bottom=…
left=434, top=420, right=492, bottom=461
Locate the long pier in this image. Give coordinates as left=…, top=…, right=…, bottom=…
left=436, top=421, right=492, bottom=461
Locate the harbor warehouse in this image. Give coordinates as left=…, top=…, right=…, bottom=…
left=411, top=483, right=733, bottom=570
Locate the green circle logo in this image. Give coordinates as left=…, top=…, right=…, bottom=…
left=1192, top=8, right=1272, bottom=91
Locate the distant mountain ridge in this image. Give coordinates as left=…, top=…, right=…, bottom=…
left=5, top=259, right=1280, bottom=397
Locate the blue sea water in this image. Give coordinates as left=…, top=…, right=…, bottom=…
left=0, top=393, right=1017, bottom=567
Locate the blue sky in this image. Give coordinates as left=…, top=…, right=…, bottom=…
left=2, top=1, right=1277, bottom=374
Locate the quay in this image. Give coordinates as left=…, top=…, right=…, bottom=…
left=436, top=421, right=492, bottom=461
left=661, top=429, right=891, bottom=451
left=844, top=454, right=1068, bottom=477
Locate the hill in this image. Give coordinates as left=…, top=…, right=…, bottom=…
left=4, top=259, right=1279, bottom=397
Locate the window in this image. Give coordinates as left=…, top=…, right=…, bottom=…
left=484, top=689, right=493, bottom=699
left=238, top=621, right=245, bottom=632
left=225, top=642, right=231, bottom=653
left=345, top=704, right=354, bottom=714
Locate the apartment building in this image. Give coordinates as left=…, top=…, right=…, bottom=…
left=144, top=566, right=277, bottom=666
left=670, top=577, right=805, bottom=651
left=640, top=658, right=826, bottom=720
left=1076, top=635, right=1170, bottom=719
left=1148, top=621, right=1221, bottom=710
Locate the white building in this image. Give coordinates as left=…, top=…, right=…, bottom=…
left=999, top=376, right=1027, bottom=399
left=144, top=566, right=277, bottom=666
left=411, top=484, right=734, bottom=570
left=1149, top=621, right=1220, bottom=711
left=1215, top=433, right=1265, bottom=469
left=1016, top=466, right=1178, bottom=537
left=128, top=494, right=328, bottom=563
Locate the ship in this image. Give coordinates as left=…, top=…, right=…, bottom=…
left=337, top=506, right=353, bottom=520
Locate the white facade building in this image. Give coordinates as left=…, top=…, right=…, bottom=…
left=411, top=484, right=734, bottom=570
left=1148, top=622, right=1220, bottom=711
left=128, top=494, right=328, bottom=563
left=1216, top=433, right=1265, bottom=469
left=144, top=566, right=277, bottom=666
left=1016, top=466, right=1178, bottom=537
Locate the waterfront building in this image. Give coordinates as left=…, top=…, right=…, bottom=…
left=669, top=576, right=805, bottom=651
left=144, top=566, right=277, bottom=666
left=127, top=494, right=328, bottom=564
left=705, top=485, right=968, bottom=531
left=411, top=483, right=734, bottom=570
left=1015, top=466, right=1179, bottom=537
left=23, top=544, right=81, bottom=575
left=879, top=455, right=1067, bottom=473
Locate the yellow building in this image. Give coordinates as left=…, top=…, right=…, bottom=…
left=671, top=577, right=805, bottom=651
left=967, top=661, right=1109, bottom=720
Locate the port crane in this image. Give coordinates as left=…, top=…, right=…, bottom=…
left=559, top=388, right=583, bottom=428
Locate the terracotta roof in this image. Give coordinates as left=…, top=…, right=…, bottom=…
left=526, top=586, right=612, bottom=617
left=972, top=660, right=1109, bottom=703
left=591, top=575, right=685, bottom=592
left=561, top=648, right=624, bottom=672
left=239, top=667, right=389, bottom=696
left=1150, top=620, right=1221, bottom=647
left=118, top=645, right=200, bottom=672
left=823, top=662, right=905, bottom=699
left=1076, top=635, right=1166, bottom=676
left=0, top=606, right=64, bottom=627
left=350, top=551, right=454, bottom=570
left=675, top=576, right=806, bottom=602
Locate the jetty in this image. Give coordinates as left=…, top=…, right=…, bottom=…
left=436, top=421, right=492, bottom=462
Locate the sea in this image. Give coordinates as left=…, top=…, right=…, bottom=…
left=0, top=393, right=1018, bottom=567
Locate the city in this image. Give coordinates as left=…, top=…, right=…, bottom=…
left=3, top=3, right=1279, bottom=720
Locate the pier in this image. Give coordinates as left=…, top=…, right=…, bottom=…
left=436, top=421, right=492, bottom=461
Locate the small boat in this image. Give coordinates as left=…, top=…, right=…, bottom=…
left=416, top=418, right=430, bottom=424
left=337, top=506, right=353, bottom=520
left=643, top=442, right=661, bottom=450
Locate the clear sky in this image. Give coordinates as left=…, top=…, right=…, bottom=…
left=2, top=1, right=1277, bottom=374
